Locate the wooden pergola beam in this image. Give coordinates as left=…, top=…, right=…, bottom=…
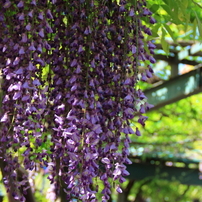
left=154, top=55, right=200, bottom=66
left=144, top=66, right=202, bottom=111
left=155, top=41, right=202, bottom=57
left=127, top=162, right=202, bottom=185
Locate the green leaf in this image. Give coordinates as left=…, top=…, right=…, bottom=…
left=161, top=4, right=171, bottom=16
left=161, top=4, right=181, bottom=25
left=184, top=10, right=190, bottom=23
left=192, top=18, right=197, bottom=40
left=161, top=27, right=169, bottom=54
left=42, top=65, right=50, bottom=80
left=163, top=24, right=177, bottom=43
left=149, top=4, right=160, bottom=13
left=151, top=24, right=161, bottom=38
left=181, top=0, right=189, bottom=9
left=194, top=11, right=202, bottom=36
left=116, top=0, right=120, bottom=5
left=162, top=0, right=169, bottom=5
left=191, top=0, right=202, bottom=9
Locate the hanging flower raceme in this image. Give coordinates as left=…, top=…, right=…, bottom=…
left=0, top=0, right=156, bottom=201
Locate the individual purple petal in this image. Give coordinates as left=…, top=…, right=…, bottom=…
left=113, top=168, right=121, bottom=176
left=149, top=56, right=156, bottom=63
left=21, top=33, right=28, bottom=43
left=44, top=41, right=51, bottom=50
left=38, top=29, right=44, bottom=38
left=119, top=5, right=125, bottom=12
left=138, top=116, right=148, bottom=126
left=116, top=186, right=122, bottom=194
left=129, top=8, right=134, bottom=16
left=46, top=9, right=53, bottom=19
left=119, top=177, right=126, bottom=183
left=84, top=26, right=91, bottom=35
left=30, top=0, right=36, bottom=5
left=15, top=68, right=24, bottom=75
left=148, top=41, right=156, bottom=49
left=18, top=13, right=25, bottom=21
left=22, top=81, right=30, bottom=89
left=29, top=42, right=36, bottom=51
left=27, top=62, right=36, bottom=71
left=122, top=169, right=130, bottom=176
left=45, top=22, right=53, bottom=33
left=70, top=59, right=77, bottom=67
left=19, top=47, right=25, bottom=55
left=8, top=83, right=21, bottom=91
left=128, top=127, right=135, bottom=134
left=141, top=73, right=147, bottom=82
left=4, top=1, right=11, bottom=8
left=6, top=73, right=14, bottom=80
left=124, top=94, right=133, bottom=101
left=38, top=12, right=44, bottom=20
left=37, top=44, right=42, bottom=53
left=101, top=157, right=110, bottom=164
left=150, top=16, right=156, bottom=24
left=92, top=124, right=102, bottom=134
left=139, top=104, right=146, bottom=113
left=78, top=45, right=84, bottom=53
left=124, top=158, right=132, bottom=164
left=132, top=45, right=136, bottom=54
left=55, top=115, right=63, bottom=125
left=145, top=28, right=152, bottom=35
left=6, top=58, right=11, bottom=65
left=2, top=45, right=7, bottom=52
left=100, top=173, right=107, bottom=181
left=142, top=8, right=152, bottom=16
left=35, top=57, right=45, bottom=66
left=13, top=92, right=21, bottom=100
left=17, top=1, right=24, bottom=8
left=145, top=103, right=154, bottom=111
left=135, top=127, right=141, bottom=136
left=124, top=108, right=134, bottom=119
left=28, top=10, right=34, bottom=18
left=146, top=69, right=153, bottom=78
left=0, top=113, right=8, bottom=122
left=2, top=95, right=10, bottom=103
left=33, top=79, right=41, bottom=86
left=138, top=89, right=147, bottom=100
left=22, top=95, right=30, bottom=101
left=26, top=23, right=32, bottom=31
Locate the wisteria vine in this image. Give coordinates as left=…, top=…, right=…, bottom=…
left=0, top=0, right=156, bottom=201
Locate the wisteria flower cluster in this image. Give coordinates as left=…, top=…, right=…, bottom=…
left=0, top=0, right=155, bottom=201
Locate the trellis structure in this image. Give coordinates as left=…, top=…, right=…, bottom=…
left=145, top=40, right=202, bottom=110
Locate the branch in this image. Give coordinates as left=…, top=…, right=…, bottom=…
left=132, top=179, right=152, bottom=202
left=17, top=167, right=36, bottom=202
left=0, top=157, right=36, bottom=202
left=0, top=157, right=19, bottom=202
left=191, top=0, right=202, bottom=9
left=130, top=137, right=202, bottom=147
left=175, top=185, right=190, bottom=201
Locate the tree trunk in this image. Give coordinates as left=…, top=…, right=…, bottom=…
left=0, top=157, right=36, bottom=202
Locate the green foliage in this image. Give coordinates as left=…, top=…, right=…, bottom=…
left=132, top=93, right=202, bottom=158
left=128, top=179, right=202, bottom=202
left=147, top=0, right=202, bottom=44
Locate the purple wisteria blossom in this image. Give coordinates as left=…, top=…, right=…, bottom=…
left=0, top=0, right=155, bottom=201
